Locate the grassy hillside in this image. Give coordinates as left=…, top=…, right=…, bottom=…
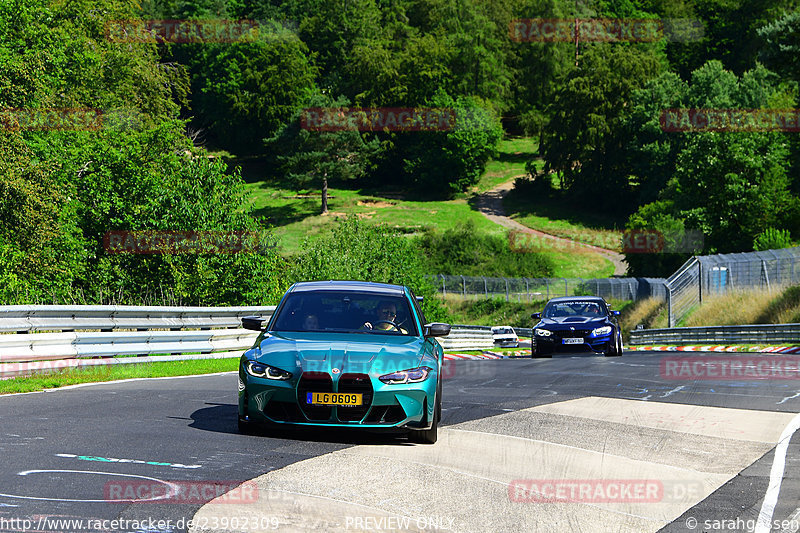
left=239, top=137, right=615, bottom=278
left=621, top=285, right=800, bottom=338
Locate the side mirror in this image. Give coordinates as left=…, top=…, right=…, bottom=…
left=424, top=322, right=451, bottom=337
left=612, top=310, right=620, bottom=316
left=531, top=312, right=541, bottom=319
left=242, top=316, right=266, bottom=331
left=416, top=296, right=424, bottom=303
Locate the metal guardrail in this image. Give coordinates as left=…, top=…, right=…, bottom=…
left=629, top=323, right=800, bottom=345
left=0, top=307, right=497, bottom=377
left=513, top=327, right=532, bottom=338
left=0, top=305, right=276, bottom=333
left=0, top=305, right=276, bottom=378
left=438, top=325, right=495, bottom=351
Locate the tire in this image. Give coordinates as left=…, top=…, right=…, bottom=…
left=409, top=381, right=441, bottom=444
left=604, top=333, right=623, bottom=357
left=237, top=416, right=257, bottom=435
left=532, top=344, right=552, bottom=358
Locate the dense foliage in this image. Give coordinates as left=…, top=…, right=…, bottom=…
left=2, top=0, right=800, bottom=304
left=290, top=217, right=449, bottom=321
left=417, top=221, right=554, bottom=277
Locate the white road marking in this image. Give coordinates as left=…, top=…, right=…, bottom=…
left=0, top=470, right=176, bottom=502
left=661, top=386, right=686, bottom=398
left=778, top=391, right=800, bottom=405
left=192, top=397, right=790, bottom=533
left=755, top=411, right=800, bottom=533
left=531, top=397, right=797, bottom=442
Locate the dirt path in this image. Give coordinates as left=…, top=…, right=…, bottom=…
left=475, top=180, right=628, bottom=276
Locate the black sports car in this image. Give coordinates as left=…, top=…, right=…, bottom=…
left=531, top=296, right=622, bottom=357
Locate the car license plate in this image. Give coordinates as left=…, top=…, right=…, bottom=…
left=562, top=337, right=583, bottom=345
left=306, top=392, right=363, bottom=406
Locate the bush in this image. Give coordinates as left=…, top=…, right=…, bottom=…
left=754, top=228, right=794, bottom=251
left=399, top=90, right=504, bottom=196
left=416, top=220, right=553, bottom=277
left=291, top=217, right=449, bottom=322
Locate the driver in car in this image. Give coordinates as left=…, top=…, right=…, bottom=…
left=362, top=301, right=407, bottom=333
left=584, top=303, right=602, bottom=316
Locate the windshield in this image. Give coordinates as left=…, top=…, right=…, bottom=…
left=543, top=301, right=607, bottom=318
left=270, top=291, right=418, bottom=336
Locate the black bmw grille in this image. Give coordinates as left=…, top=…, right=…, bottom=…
left=336, top=373, right=373, bottom=422
left=553, top=329, right=590, bottom=339
left=297, top=372, right=333, bottom=421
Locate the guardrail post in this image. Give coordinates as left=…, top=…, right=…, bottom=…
left=667, top=289, right=673, bottom=328
left=698, top=260, right=702, bottom=303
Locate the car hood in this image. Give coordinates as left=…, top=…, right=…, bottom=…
left=536, top=317, right=609, bottom=329
left=251, top=332, right=427, bottom=377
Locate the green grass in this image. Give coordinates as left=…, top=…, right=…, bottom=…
left=244, top=181, right=615, bottom=277
left=503, top=186, right=625, bottom=252
left=239, top=135, right=618, bottom=279
left=472, top=137, right=541, bottom=193
left=0, top=358, right=239, bottom=395
left=245, top=182, right=506, bottom=253
left=441, top=296, right=633, bottom=329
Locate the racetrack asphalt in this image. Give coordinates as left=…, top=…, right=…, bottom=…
left=1, top=351, right=799, bottom=533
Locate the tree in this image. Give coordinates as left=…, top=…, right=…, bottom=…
left=539, top=43, right=664, bottom=207
left=398, top=90, right=503, bottom=196
left=623, top=61, right=798, bottom=271
left=291, top=217, right=449, bottom=322
left=183, top=24, right=318, bottom=154
left=267, top=94, right=382, bottom=214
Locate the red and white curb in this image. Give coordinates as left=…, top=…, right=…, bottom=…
left=628, top=345, right=800, bottom=354
left=444, top=352, right=505, bottom=360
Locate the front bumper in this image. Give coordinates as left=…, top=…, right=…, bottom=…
left=533, top=332, right=613, bottom=353
left=239, top=368, right=437, bottom=430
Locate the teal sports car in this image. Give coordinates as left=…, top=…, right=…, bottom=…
left=238, top=281, right=451, bottom=444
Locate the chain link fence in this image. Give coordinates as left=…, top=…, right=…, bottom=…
left=429, top=275, right=666, bottom=303
left=666, top=247, right=800, bottom=327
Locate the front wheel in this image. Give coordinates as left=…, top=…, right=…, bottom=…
left=604, top=333, right=623, bottom=357
left=532, top=344, right=552, bottom=358
left=237, top=416, right=257, bottom=435
left=409, top=382, right=441, bottom=444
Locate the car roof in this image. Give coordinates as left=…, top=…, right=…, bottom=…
left=545, top=296, right=607, bottom=304
left=289, top=280, right=406, bottom=296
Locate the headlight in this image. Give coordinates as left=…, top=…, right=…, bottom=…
left=379, top=366, right=432, bottom=384
left=534, top=328, right=552, bottom=337
left=246, top=361, right=292, bottom=380
left=591, top=326, right=613, bottom=336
